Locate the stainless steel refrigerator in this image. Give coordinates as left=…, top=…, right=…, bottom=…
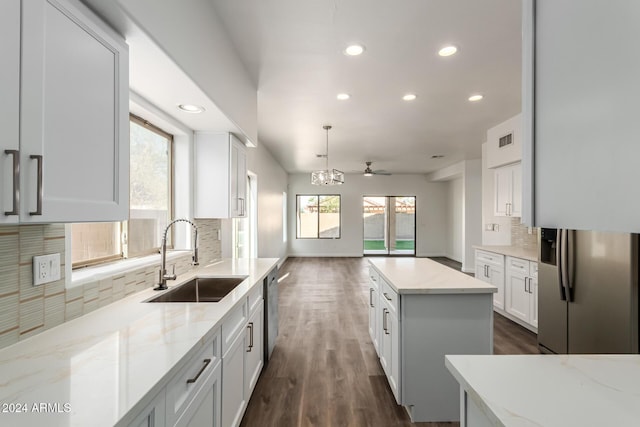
left=538, top=228, right=639, bottom=354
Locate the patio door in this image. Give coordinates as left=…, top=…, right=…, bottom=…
left=363, top=196, right=415, bottom=256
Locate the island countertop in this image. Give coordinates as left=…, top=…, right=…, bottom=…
left=446, top=354, right=640, bottom=427
left=368, top=257, right=496, bottom=294
left=0, top=258, right=278, bottom=427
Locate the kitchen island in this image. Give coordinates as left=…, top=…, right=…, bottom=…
left=0, top=258, right=278, bottom=427
left=367, top=257, right=497, bottom=422
left=446, top=354, right=640, bottom=427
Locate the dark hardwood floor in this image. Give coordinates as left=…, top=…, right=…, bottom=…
left=240, top=257, right=538, bottom=427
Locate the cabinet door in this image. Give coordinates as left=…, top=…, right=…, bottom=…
left=0, top=0, right=20, bottom=224
left=177, top=366, right=221, bottom=427
left=529, top=263, right=538, bottom=328
left=511, top=165, right=522, bottom=217
left=245, top=303, right=263, bottom=397
left=380, top=302, right=400, bottom=403
left=532, top=0, right=640, bottom=233
left=221, top=332, right=246, bottom=427
left=489, top=266, right=505, bottom=311
left=505, top=259, right=530, bottom=323
left=126, top=390, right=166, bottom=427
left=493, top=166, right=512, bottom=217
left=230, top=135, right=247, bottom=218
left=368, top=285, right=379, bottom=354
left=388, top=308, right=400, bottom=404
left=20, top=0, right=128, bottom=223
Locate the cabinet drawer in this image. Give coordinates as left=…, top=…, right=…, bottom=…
left=222, top=300, right=248, bottom=356
left=530, top=262, right=538, bottom=279
left=247, top=284, right=263, bottom=316
left=507, top=257, right=529, bottom=274
left=165, top=329, right=220, bottom=426
left=379, top=277, right=398, bottom=314
left=369, top=266, right=380, bottom=289
left=476, top=250, right=504, bottom=267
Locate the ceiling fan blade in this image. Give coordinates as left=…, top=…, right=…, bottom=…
left=373, top=170, right=392, bottom=175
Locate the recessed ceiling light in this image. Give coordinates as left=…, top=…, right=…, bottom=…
left=344, top=44, right=365, bottom=56
left=403, top=94, right=417, bottom=101
left=468, top=94, right=483, bottom=102
left=438, top=45, right=458, bottom=57
left=178, top=104, right=205, bottom=113
left=337, top=93, right=351, bottom=100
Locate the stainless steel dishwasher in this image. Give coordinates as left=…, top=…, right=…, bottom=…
left=263, top=266, right=278, bottom=362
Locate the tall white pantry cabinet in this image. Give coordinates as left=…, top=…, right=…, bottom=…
left=1, top=0, right=129, bottom=224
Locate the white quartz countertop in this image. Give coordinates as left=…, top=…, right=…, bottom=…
left=446, top=354, right=640, bottom=427
left=474, top=245, right=538, bottom=262
left=368, top=258, right=496, bottom=294
left=0, top=258, right=278, bottom=427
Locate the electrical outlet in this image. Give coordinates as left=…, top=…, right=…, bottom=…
left=33, top=253, right=61, bottom=286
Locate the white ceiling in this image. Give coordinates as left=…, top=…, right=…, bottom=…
left=210, top=0, right=523, bottom=175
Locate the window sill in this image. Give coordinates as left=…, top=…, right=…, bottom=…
left=70, top=251, right=192, bottom=289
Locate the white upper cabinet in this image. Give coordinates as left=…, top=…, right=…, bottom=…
left=194, top=132, right=248, bottom=219
left=18, top=0, right=129, bottom=223
left=494, top=163, right=521, bottom=217
left=486, top=114, right=522, bottom=169
left=0, top=0, right=20, bottom=224
left=524, top=0, right=640, bottom=232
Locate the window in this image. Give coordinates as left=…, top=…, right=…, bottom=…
left=71, top=115, right=173, bottom=268
left=296, top=195, right=341, bottom=239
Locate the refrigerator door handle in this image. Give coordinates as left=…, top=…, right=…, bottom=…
left=556, top=229, right=567, bottom=301
left=566, top=229, right=575, bottom=302
left=561, top=229, right=572, bottom=302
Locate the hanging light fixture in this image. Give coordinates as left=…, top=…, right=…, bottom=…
left=311, top=125, right=344, bottom=185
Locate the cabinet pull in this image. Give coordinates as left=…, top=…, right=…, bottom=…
left=383, top=292, right=392, bottom=301
left=29, top=155, right=43, bottom=216
left=382, top=308, right=388, bottom=334
left=4, top=150, right=19, bottom=216
left=186, top=358, right=211, bottom=384
left=524, top=277, right=529, bottom=293
left=247, top=322, right=254, bottom=352
left=369, top=288, right=374, bottom=307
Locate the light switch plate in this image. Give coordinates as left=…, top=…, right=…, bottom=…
left=33, top=253, right=61, bottom=286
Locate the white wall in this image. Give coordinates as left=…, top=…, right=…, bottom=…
left=429, top=160, right=483, bottom=272
left=446, top=179, right=463, bottom=263
left=463, top=159, right=483, bottom=272
left=287, top=174, right=448, bottom=257
left=247, top=144, right=288, bottom=261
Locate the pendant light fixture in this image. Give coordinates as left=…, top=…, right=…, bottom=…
left=311, top=125, right=344, bottom=185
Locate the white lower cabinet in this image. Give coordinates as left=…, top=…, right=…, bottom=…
left=475, top=250, right=505, bottom=310
left=125, top=287, right=265, bottom=427
left=475, top=248, right=538, bottom=331
left=221, top=330, right=247, bottom=427
left=368, top=267, right=380, bottom=353
left=245, top=302, right=264, bottom=397
left=127, top=390, right=166, bottom=427
left=505, top=257, right=538, bottom=329
left=368, top=263, right=494, bottom=422
left=378, top=277, right=400, bottom=403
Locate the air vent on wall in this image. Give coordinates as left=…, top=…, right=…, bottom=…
left=499, top=133, right=513, bottom=148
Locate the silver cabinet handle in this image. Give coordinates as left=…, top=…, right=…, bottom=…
left=246, top=322, right=254, bottom=352
left=382, top=308, right=389, bottom=334
left=4, top=150, right=19, bottom=216
left=525, top=277, right=529, bottom=293
left=383, top=292, right=392, bottom=301
left=369, top=288, right=374, bottom=307
left=186, top=358, right=211, bottom=384
left=29, top=155, right=43, bottom=216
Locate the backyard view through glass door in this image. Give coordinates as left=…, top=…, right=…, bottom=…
left=363, top=196, right=415, bottom=256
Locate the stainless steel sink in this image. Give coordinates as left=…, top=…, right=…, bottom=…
left=147, top=276, right=248, bottom=303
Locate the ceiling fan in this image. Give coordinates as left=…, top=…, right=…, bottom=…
left=363, top=161, right=391, bottom=176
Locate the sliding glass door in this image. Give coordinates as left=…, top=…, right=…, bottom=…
left=363, top=196, right=415, bottom=256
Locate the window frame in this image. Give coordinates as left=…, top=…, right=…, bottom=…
left=296, top=194, right=341, bottom=239
left=71, top=114, right=174, bottom=269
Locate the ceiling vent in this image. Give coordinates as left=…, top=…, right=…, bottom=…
left=498, top=133, right=513, bottom=148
